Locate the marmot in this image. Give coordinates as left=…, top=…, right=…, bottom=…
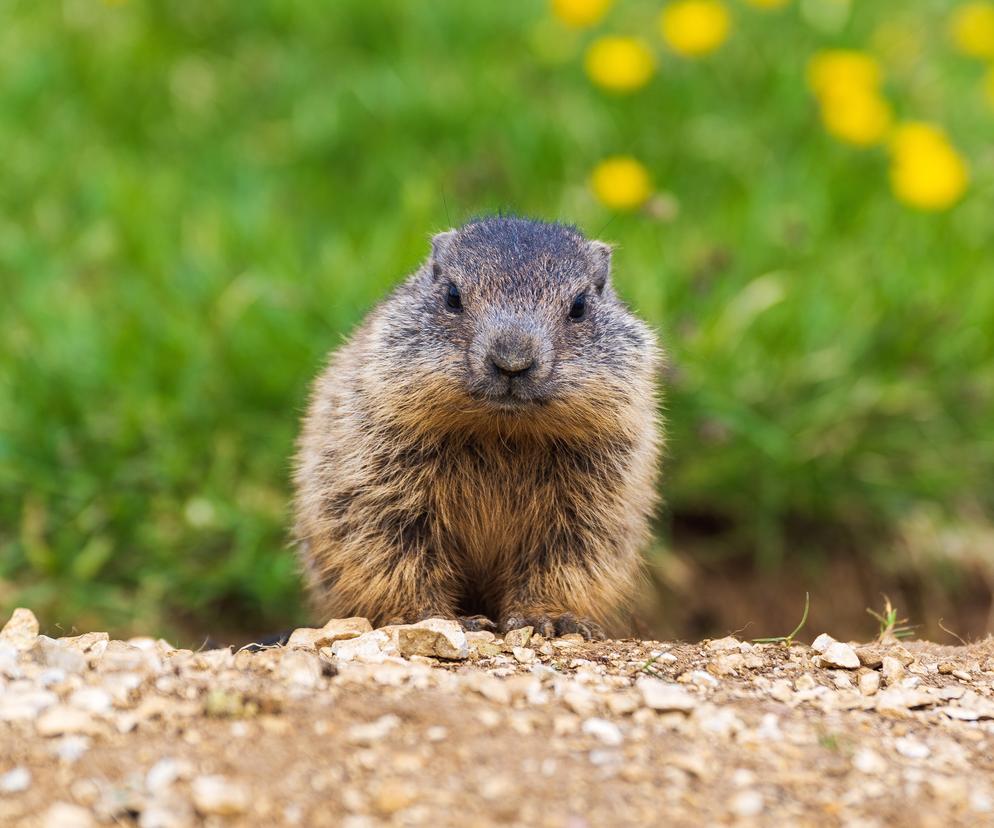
left=293, top=216, right=661, bottom=639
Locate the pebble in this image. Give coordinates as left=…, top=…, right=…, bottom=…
left=42, top=803, right=95, bottom=828
left=287, top=617, right=372, bottom=650
left=36, top=706, right=104, bottom=737
left=0, top=767, right=31, bottom=793
left=504, top=626, right=533, bottom=648
left=729, top=790, right=764, bottom=818
left=0, top=688, right=58, bottom=721
left=853, top=748, right=888, bottom=775
left=395, top=619, right=468, bottom=660
left=858, top=671, right=881, bottom=696
left=347, top=714, right=401, bottom=745
left=0, top=608, right=39, bottom=651
left=331, top=630, right=394, bottom=663
left=638, top=679, right=697, bottom=712
left=811, top=633, right=836, bottom=654
left=512, top=646, right=535, bottom=664
left=881, top=657, right=906, bottom=684
left=581, top=717, right=623, bottom=746
left=279, top=649, right=323, bottom=688
left=894, top=737, right=930, bottom=760
left=32, top=636, right=87, bottom=674
left=69, top=687, right=114, bottom=714
left=192, top=775, right=249, bottom=815
left=819, top=642, right=860, bottom=670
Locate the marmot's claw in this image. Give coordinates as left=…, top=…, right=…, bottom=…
left=554, top=613, right=605, bottom=641
left=458, top=614, right=497, bottom=633
left=501, top=614, right=556, bottom=639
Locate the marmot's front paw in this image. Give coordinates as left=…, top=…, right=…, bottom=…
left=500, top=613, right=604, bottom=641
left=458, top=614, right=497, bottom=633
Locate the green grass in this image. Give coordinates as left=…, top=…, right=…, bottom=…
left=1, top=1, right=993, bottom=638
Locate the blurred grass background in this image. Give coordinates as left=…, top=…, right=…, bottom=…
left=1, top=0, right=993, bottom=641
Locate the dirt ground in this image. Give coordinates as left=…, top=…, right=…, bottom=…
left=3, top=610, right=994, bottom=828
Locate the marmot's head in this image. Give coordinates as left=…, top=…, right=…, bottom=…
left=372, top=216, right=658, bottom=438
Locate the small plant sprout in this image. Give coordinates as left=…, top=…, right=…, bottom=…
left=753, top=592, right=810, bottom=646
left=867, top=595, right=915, bottom=643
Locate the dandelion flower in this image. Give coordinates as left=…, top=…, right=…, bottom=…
left=806, top=50, right=882, bottom=98
left=590, top=156, right=652, bottom=210
left=889, top=123, right=969, bottom=211
left=949, top=2, right=994, bottom=59
left=551, top=0, right=614, bottom=28
left=659, top=1, right=731, bottom=58
left=744, top=0, right=790, bottom=9
left=818, top=86, right=892, bottom=146
left=584, top=37, right=655, bottom=92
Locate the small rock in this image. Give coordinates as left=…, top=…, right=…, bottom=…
left=331, top=630, right=393, bottom=663
left=347, top=714, right=401, bottom=745
left=894, top=737, right=930, bottom=760
left=372, top=779, right=418, bottom=815
left=42, top=803, right=95, bottom=828
left=504, top=626, right=533, bottom=648
left=819, top=642, right=860, bottom=670
left=191, top=775, right=249, bottom=815
left=638, top=679, right=697, bottom=712
left=708, top=653, right=745, bottom=676
left=0, top=688, right=58, bottom=721
left=68, top=687, right=113, bottom=715
left=881, top=656, right=905, bottom=685
left=811, top=633, right=836, bottom=654
left=512, top=646, right=535, bottom=665
left=855, top=647, right=884, bottom=668
left=0, top=767, right=31, bottom=793
left=51, top=735, right=91, bottom=764
left=287, top=617, right=372, bottom=650
left=705, top=636, right=743, bottom=652
left=858, top=671, right=880, bottom=696
left=605, top=692, right=640, bottom=716
left=463, top=673, right=511, bottom=705
left=278, top=650, right=323, bottom=688
left=395, top=619, right=468, bottom=660
left=680, top=670, right=719, bottom=688
left=875, top=688, right=935, bottom=716
left=581, top=717, right=623, bottom=746
left=853, top=748, right=888, bottom=775
left=146, top=758, right=192, bottom=793
left=36, top=706, right=103, bottom=737
left=562, top=683, right=597, bottom=716
left=937, top=662, right=956, bottom=675
left=729, top=790, right=764, bottom=818
left=31, top=637, right=87, bottom=674
left=0, top=608, right=39, bottom=651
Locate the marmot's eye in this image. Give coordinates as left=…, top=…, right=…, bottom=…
left=445, top=283, right=463, bottom=312
left=568, top=293, right=588, bottom=322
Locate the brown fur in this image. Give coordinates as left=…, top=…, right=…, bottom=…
left=293, top=217, right=662, bottom=637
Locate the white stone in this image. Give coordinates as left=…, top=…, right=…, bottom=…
left=858, top=671, right=880, bottom=696
left=894, top=737, right=930, bottom=760
left=729, top=790, right=764, bottom=818
left=42, top=803, right=95, bottom=828
left=146, top=758, right=192, bottom=793
left=331, top=630, right=394, bottom=663
left=278, top=650, right=323, bottom=688
left=32, top=636, right=87, bottom=673
left=68, top=687, right=113, bottom=714
left=347, top=714, right=401, bottom=745
left=637, top=679, right=697, bottom=712
left=0, top=767, right=31, bottom=793
left=811, top=633, right=836, bottom=654
left=581, top=717, right=623, bottom=746
left=51, top=735, right=91, bottom=764
left=0, top=608, right=39, bottom=651
left=192, top=775, right=249, bottom=815
left=853, top=748, right=888, bottom=775
left=0, top=688, right=58, bottom=721
left=36, top=705, right=103, bottom=737
left=820, top=642, right=860, bottom=669
left=512, top=646, right=535, bottom=664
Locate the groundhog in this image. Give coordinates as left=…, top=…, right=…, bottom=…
left=293, top=216, right=662, bottom=639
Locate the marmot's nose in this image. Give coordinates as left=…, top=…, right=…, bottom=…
left=488, top=332, right=538, bottom=378
left=490, top=352, right=535, bottom=378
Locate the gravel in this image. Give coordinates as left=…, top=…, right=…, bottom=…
left=3, top=606, right=994, bottom=826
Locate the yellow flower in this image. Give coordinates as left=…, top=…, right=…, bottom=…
left=551, top=0, right=614, bottom=28
left=806, top=50, right=882, bottom=98
left=889, top=123, right=969, bottom=211
left=584, top=37, right=655, bottom=92
left=818, top=86, right=892, bottom=146
left=659, top=1, right=731, bottom=58
left=590, top=157, right=652, bottom=210
left=744, top=0, right=790, bottom=9
left=949, top=2, right=994, bottom=59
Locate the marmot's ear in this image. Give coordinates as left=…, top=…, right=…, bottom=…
left=430, top=229, right=457, bottom=280
left=587, top=240, right=613, bottom=293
